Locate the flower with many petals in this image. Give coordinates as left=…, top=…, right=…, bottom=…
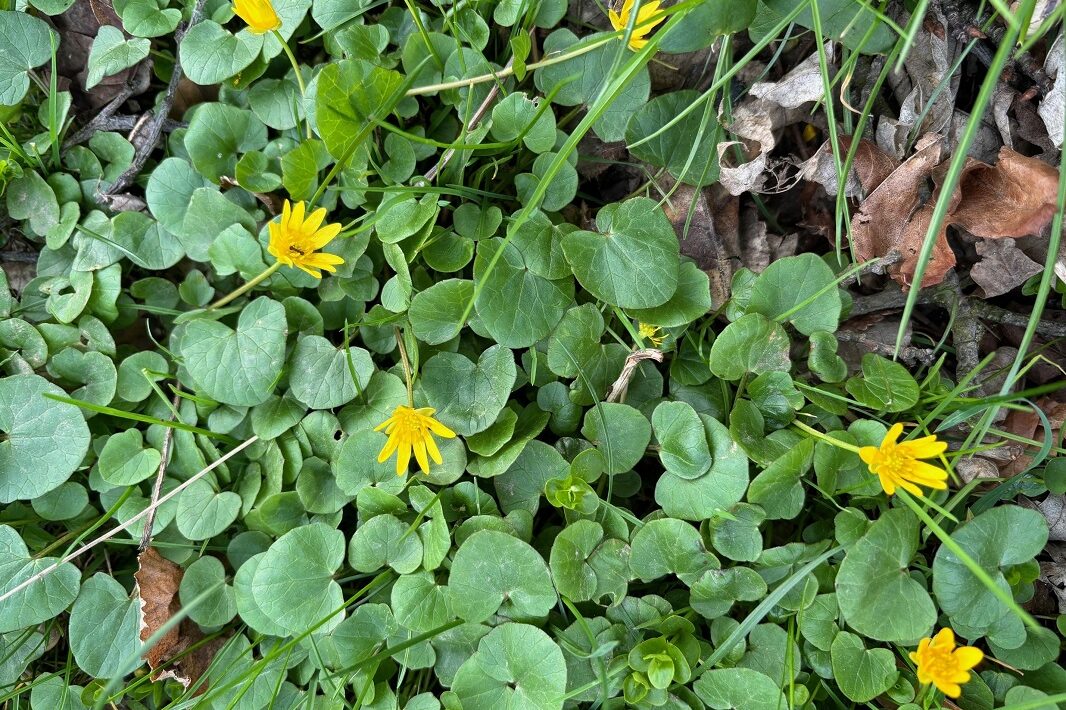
left=267, top=200, right=344, bottom=278
left=910, top=628, right=983, bottom=698
left=375, top=405, right=456, bottom=476
left=608, top=0, right=666, bottom=51
left=232, top=0, right=281, bottom=33
left=859, top=422, right=948, bottom=496
left=638, top=322, right=665, bottom=347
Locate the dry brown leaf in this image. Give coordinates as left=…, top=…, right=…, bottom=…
left=800, top=136, right=898, bottom=197
left=949, top=148, right=1060, bottom=239
left=661, top=180, right=735, bottom=307
left=135, top=548, right=223, bottom=694
left=970, top=237, right=1043, bottom=298
left=851, top=134, right=955, bottom=288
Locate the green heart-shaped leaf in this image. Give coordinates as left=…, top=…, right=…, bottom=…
left=181, top=297, right=287, bottom=407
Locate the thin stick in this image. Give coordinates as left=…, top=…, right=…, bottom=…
left=424, top=56, right=515, bottom=182
left=101, top=0, right=210, bottom=197
left=606, top=349, right=663, bottom=403
left=139, top=391, right=182, bottom=552
left=0, top=436, right=258, bottom=606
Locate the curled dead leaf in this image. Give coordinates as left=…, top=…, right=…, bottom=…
left=949, top=148, right=1061, bottom=239
left=850, top=133, right=954, bottom=288
left=135, top=547, right=224, bottom=694
left=799, top=136, right=898, bottom=197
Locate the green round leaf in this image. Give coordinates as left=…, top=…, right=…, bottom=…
left=181, top=297, right=287, bottom=407
left=474, top=238, right=573, bottom=349
left=0, top=12, right=58, bottom=105
left=178, top=21, right=263, bottom=86
left=249, top=523, right=345, bottom=635
left=561, top=197, right=679, bottom=309
left=289, top=335, right=374, bottom=409
left=845, top=354, right=920, bottom=413
left=830, top=631, right=898, bottom=702
left=0, top=525, right=80, bottom=633
left=933, top=506, right=1048, bottom=642
left=652, top=400, right=711, bottom=479
left=409, top=279, right=473, bottom=345
left=348, top=513, right=423, bottom=574
left=0, top=374, right=90, bottom=503
left=655, top=414, right=749, bottom=521
left=708, top=313, right=791, bottom=381
left=98, top=429, right=161, bottom=486
left=176, top=478, right=242, bottom=540
left=694, top=667, right=787, bottom=709
left=179, top=555, right=237, bottom=627
left=421, top=345, right=517, bottom=436
left=581, top=402, right=651, bottom=475
left=449, top=530, right=557, bottom=623
left=836, top=509, right=936, bottom=643
left=451, top=623, right=567, bottom=710
left=69, top=573, right=141, bottom=678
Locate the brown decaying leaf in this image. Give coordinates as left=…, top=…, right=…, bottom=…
left=850, top=134, right=953, bottom=288
left=135, top=548, right=224, bottom=694
left=970, top=238, right=1043, bottom=298
left=848, top=138, right=1059, bottom=289
left=799, top=136, right=898, bottom=198
left=949, top=149, right=1061, bottom=239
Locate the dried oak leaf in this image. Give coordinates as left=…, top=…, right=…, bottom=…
left=970, top=237, right=1043, bottom=298
left=949, top=148, right=1061, bottom=239
left=800, top=136, right=898, bottom=197
left=135, top=547, right=224, bottom=693
left=851, top=133, right=955, bottom=288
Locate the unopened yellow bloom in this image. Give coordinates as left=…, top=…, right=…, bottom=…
left=608, top=0, right=666, bottom=51
left=232, top=0, right=281, bottom=33
left=859, top=422, right=948, bottom=496
left=638, top=322, right=664, bottom=347
left=910, top=628, right=983, bottom=698
left=267, top=200, right=344, bottom=278
left=375, top=405, right=456, bottom=476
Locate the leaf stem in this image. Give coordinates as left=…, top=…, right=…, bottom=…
left=395, top=327, right=415, bottom=407
left=792, top=419, right=862, bottom=453
left=207, top=261, right=282, bottom=310
left=272, top=29, right=312, bottom=139
left=897, top=489, right=1040, bottom=631
left=404, top=36, right=613, bottom=96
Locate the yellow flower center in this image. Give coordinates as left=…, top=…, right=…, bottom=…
left=867, top=448, right=911, bottom=479
left=918, top=645, right=959, bottom=681
left=389, top=406, right=430, bottom=438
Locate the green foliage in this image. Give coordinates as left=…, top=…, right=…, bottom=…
left=0, top=0, right=1059, bottom=707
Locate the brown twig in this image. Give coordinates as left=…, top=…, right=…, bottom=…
left=63, top=62, right=153, bottom=149
left=606, top=349, right=664, bottom=403
left=139, top=391, right=181, bottom=552
left=423, top=56, right=516, bottom=182
left=100, top=0, right=210, bottom=198
left=0, top=436, right=258, bottom=606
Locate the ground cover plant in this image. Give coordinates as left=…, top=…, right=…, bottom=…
left=1, top=0, right=1066, bottom=707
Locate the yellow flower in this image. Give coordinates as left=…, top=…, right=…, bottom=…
left=638, top=322, right=664, bottom=347
left=859, top=422, right=949, bottom=497
left=267, top=200, right=344, bottom=279
left=608, top=0, right=666, bottom=51
left=910, top=628, right=983, bottom=698
left=232, top=0, right=281, bottom=33
left=375, top=405, right=456, bottom=476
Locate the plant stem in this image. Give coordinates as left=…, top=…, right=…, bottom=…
left=405, top=36, right=613, bottom=95
left=273, top=30, right=312, bottom=139
left=208, top=261, right=282, bottom=310
left=792, top=419, right=862, bottom=453
left=395, top=328, right=415, bottom=407
left=897, top=489, right=1040, bottom=631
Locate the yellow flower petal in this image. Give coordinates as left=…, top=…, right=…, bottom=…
left=374, top=405, right=454, bottom=477
left=863, top=422, right=950, bottom=497
left=266, top=200, right=345, bottom=277
left=912, top=628, right=981, bottom=700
